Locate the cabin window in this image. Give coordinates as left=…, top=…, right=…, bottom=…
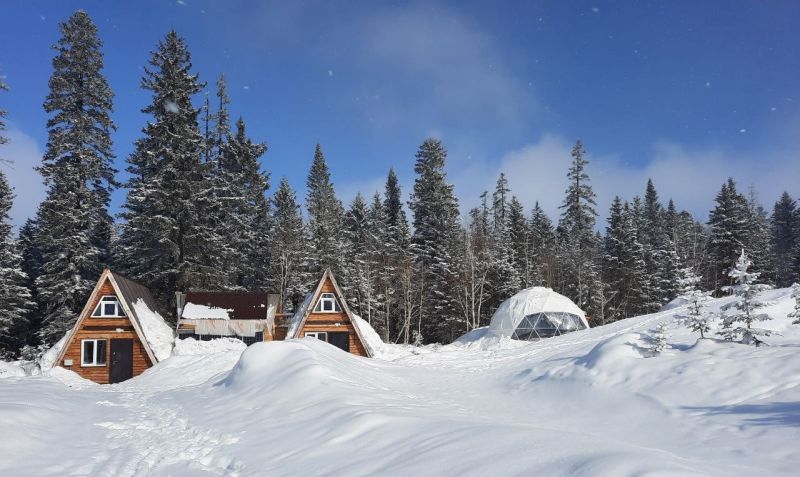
left=81, top=339, right=107, bottom=366
left=313, top=293, right=341, bottom=313
left=92, top=296, right=125, bottom=318
left=305, top=331, right=328, bottom=341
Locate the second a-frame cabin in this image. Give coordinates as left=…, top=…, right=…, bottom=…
left=271, top=269, right=373, bottom=357
left=53, top=269, right=174, bottom=384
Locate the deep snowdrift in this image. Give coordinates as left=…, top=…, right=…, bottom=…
left=1, top=288, right=799, bottom=476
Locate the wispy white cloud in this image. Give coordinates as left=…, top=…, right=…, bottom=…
left=452, top=134, right=800, bottom=224
left=0, top=127, right=45, bottom=229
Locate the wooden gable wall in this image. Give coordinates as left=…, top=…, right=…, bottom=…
left=296, top=277, right=368, bottom=356
left=60, top=278, right=153, bottom=384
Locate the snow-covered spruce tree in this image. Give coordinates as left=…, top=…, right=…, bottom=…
left=382, top=168, right=416, bottom=343
left=675, top=267, right=713, bottom=339
left=641, top=180, right=681, bottom=306
left=719, top=250, right=774, bottom=346
left=0, top=71, right=8, bottom=163
left=304, top=144, right=346, bottom=284
left=707, top=179, right=751, bottom=292
left=342, top=192, right=383, bottom=327
left=35, top=11, right=117, bottom=344
left=218, top=116, right=270, bottom=289
left=603, top=197, right=649, bottom=322
left=787, top=283, right=800, bottom=325
left=409, top=138, right=462, bottom=343
left=270, top=177, right=305, bottom=311
left=0, top=171, right=36, bottom=358
left=488, top=174, right=522, bottom=308
left=365, top=192, right=388, bottom=334
left=508, top=196, right=533, bottom=287
left=558, top=140, right=602, bottom=318
left=770, top=192, right=798, bottom=287
left=745, top=188, right=774, bottom=284
left=530, top=202, right=557, bottom=287
left=118, top=31, right=223, bottom=311
left=645, top=323, right=670, bottom=356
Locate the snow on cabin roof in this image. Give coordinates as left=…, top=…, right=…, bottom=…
left=182, top=292, right=274, bottom=320
left=109, top=272, right=173, bottom=361
left=286, top=291, right=314, bottom=338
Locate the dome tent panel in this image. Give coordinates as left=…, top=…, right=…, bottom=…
left=489, top=287, right=589, bottom=341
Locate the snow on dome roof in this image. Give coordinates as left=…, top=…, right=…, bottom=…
left=489, top=287, right=588, bottom=338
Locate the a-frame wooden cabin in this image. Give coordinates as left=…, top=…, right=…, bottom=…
left=271, top=269, right=373, bottom=357
left=54, top=269, right=173, bottom=384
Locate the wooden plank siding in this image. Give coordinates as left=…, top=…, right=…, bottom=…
left=293, top=276, right=369, bottom=356
left=60, top=279, right=153, bottom=384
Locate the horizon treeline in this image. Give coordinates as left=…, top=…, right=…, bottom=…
left=1, top=11, right=799, bottom=357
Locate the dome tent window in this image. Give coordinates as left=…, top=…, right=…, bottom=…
left=511, top=312, right=586, bottom=340
left=489, top=287, right=590, bottom=341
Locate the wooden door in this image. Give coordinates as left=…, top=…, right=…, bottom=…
left=328, top=332, right=349, bottom=352
left=109, top=339, right=133, bottom=384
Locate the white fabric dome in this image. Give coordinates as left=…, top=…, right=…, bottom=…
left=489, top=287, right=589, bottom=340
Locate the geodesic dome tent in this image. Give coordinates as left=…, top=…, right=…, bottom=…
left=489, top=287, right=589, bottom=340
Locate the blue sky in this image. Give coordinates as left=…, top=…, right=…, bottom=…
left=1, top=0, right=798, bottom=228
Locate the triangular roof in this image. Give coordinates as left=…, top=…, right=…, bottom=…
left=286, top=269, right=373, bottom=357
left=54, top=269, right=173, bottom=366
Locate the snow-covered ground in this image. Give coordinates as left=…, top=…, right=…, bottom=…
left=1, top=289, right=799, bottom=476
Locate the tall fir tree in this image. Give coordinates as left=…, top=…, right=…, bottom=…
left=507, top=196, right=532, bottom=287
left=342, top=193, right=373, bottom=320
left=603, top=197, right=649, bottom=321
left=382, top=168, right=414, bottom=343
left=218, top=116, right=270, bottom=289
left=745, top=187, right=773, bottom=283
left=530, top=202, right=557, bottom=287
left=0, top=156, right=36, bottom=356
left=271, top=177, right=306, bottom=311
left=0, top=71, right=8, bottom=164
left=558, top=140, right=602, bottom=317
left=487, top=174, right=521, bottom=309
left=304, top=143, right=346, bottom=282
left=770, top=192, right=798, bottom=287
left=35, top=11, right=116, bottom=344
left=707, top=178, right=751, bottom=292
left=409, top=138, right=462, bottom=343
left=118, top=31, right=223, bottom=312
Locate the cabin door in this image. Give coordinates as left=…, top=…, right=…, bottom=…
left=328, top=332, right=349, bottom=352
left=109, top=339, right=133, bottom=384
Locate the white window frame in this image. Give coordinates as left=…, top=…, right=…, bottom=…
left=314, top=293, right=340, bottom=313
left=80, top=339, right=107, bottom=367
left=305, top=331, right=328, bottom=341
left=92, top=295, right=125, bottom=318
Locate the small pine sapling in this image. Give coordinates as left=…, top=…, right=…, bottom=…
left=675, top=267, right=713, bottom=339
left=646, top=323, right=670, bottom=356
left=719, top=250, right=774, bottom=346
left=789, top=283, right=800, bottom=325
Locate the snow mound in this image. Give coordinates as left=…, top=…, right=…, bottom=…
left=577, top=332, right=650, bottom=370
left=0, top=361, right=25, bottom=378
left=173, top=337, right=247, bottom=356
left=132, top=298, right=174, bottom=361
left=38, top=334, right=68, bottom=372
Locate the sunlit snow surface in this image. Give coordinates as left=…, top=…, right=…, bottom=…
left=1, top=288, right=799, bottom=476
